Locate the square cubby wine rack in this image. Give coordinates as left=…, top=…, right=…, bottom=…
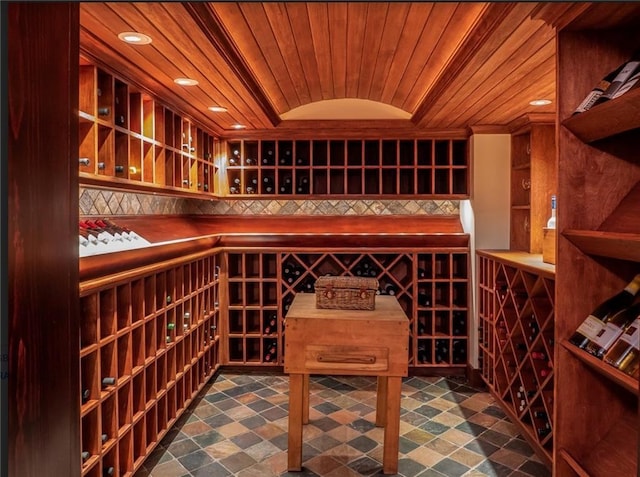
left=79, top=252, right=221, bottom=477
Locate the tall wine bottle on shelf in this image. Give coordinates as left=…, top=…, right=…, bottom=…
left=592, top=51, right=640, bottom=106
left=568, top=274, right=640, bottom=349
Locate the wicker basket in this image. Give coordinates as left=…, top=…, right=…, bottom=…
left=315, top=276, right=379, bottom=310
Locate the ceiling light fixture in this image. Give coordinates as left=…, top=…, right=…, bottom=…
left=174, top=78, right=198, bottom=86
left=208, top=106, right=228, bottom=113
left=231, top=124, right=246, bottom=129
left=529, top=99, right=552, bottom=106
left=117, top=32, right=152, bottom=45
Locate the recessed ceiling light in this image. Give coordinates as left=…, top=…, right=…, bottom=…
left=208, top=106, right=228, bottom=113
left=117, top=31, right=152, bottom=45
left=174, top=78, right=198, bottom=86
left=231, top=124, right=246, bottom=129
left=529, top=99, right=552, bottom=106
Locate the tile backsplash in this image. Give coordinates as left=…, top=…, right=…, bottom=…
left=79, top=187, right=460, bottom=216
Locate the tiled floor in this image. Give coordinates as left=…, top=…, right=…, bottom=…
left=135, top=373, right=551, bottom=477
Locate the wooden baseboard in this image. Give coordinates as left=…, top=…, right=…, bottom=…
left=466, top=364, right=485, bottom=389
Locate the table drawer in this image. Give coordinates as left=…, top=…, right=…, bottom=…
left=303, top=344, right=389, bottom=372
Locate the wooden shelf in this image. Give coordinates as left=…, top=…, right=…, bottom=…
left=562, top=87, right=640, bottom=143
left=561, top=339, right=638, bottom=396
left=476, top=251, right=555, bottom=467
left=562, top=230, right=640, bottom=262
left=222, top=138, right=469, bottom=197
left=552, top=19, right=640, bottom=477
left=78, top=60, right=219, bottom=196
left=79, top=252, right=221, bottom=476
left=509, top=122, right=555, bottom=254
left=223, top=248, right=470, bottom=368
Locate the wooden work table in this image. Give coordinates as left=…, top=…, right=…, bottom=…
left=284, top=293, right=410, bottom=474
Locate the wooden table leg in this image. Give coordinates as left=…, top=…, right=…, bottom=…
left=288, top=373, right=304, bottom=471
left=302, top=374, right=310, bottom=425
left=376, top=376, right=388, bottom=427
left=382, top=376, right=402, bottom=475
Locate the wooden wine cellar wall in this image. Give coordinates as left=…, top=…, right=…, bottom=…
left=8, top=3, right=81, bottom=477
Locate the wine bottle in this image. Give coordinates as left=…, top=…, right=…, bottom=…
left=572, top=63, right=625, bottom=114
left=103, top=466, right=114, bottom=477
left=592, top=52, right=640, bottom=106
left=262, top=149, right=274, bottom=165
left=82, top=388, right=90, bottom=404
left=546, top=195, right=556, bottom=229
left=611, top=69, right=640, bottom=99
left=585, top=302, right=640, bottom=358
left=101, top=433, right=108, bottom=444
left=102, top=377, right=116, bottom=387
left=604, top=317, right=640, bottom=371
left=115, top=165, right=124, bottom=174
left=383, top=283, right=397, bottom=296
left=568, top=274, right=640, bottom=349
left=79, top=157, right=91, bottom=166
left=82, top=451, right=90, bottom=463
left=98, top=107, right=110, bottom=116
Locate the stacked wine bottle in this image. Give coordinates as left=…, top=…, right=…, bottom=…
left=79, top=218, right=150, bottom=257
left=569, top=274, right=640, bottom=378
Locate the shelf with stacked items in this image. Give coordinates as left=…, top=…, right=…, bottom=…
left=224, top=252, right=280, bottom=365
left=477, top=251, right=555, bottom=468
left=223, top=138, right=469, bottom=197
left=79, top=251, right=221, bottom=477
left=78, top=59, right=219, bottom=197
left=552, top=18, right=640, bottom=477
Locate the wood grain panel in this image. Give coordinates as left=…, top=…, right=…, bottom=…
left=8, top=4, right=80, bottom=476
left=78, top=2, right=578, bottom=132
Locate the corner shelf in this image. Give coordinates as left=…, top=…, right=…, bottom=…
left=562, top=230, right=640, bottom=263
left=561, top=339, right=638, bottom=396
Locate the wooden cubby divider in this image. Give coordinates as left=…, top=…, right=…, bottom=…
left=79, top=251, right=221, bottom=477
left=223, top=138, right=469, bottom=198
left=477, top=251, right=555, bottom=467
left=78, top=59, right=218, bottom=197
left=221, top=248, right=468, bottom=368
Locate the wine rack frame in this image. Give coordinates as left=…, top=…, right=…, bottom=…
left=78, top=60, right=219, bottom=197
left=477, top=250, right=555, bottom=467
left=223, top=138, right=469, bottom=198
left=79, top=250, right=221, bottom=477
left=220, top=248, right=469, bottom=370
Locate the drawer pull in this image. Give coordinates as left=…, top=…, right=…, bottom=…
left=316, top=354, right=376, bottom=364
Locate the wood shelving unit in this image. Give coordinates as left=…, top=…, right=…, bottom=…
left=220, top=249, right=469, bottom=369
left=509, top=120, right=555, bottom=254
left=552, top=14, right=640, bottom=477
left=78, top=59, right=219, bottom=197
left=223, top=138, right=469, bottom=197
left=477, top=251, right=555, bottom=467
left=79, top=252, right=221, bottom=477
left=224, top=252, right=280, bottom=364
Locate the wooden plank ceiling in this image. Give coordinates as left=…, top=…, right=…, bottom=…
left=79, top=2, right=577, bottom=136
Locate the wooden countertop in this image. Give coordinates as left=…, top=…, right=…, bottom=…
left=80, top=215, right=469, bottom=281
left=476, top=250, right=555, bottom=278
left=286, top=293, right=409, bottom=323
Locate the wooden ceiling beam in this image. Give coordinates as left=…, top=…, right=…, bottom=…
left=411, top=2, right=518, bottom=126
left=183, top=2, right=281, bottom=127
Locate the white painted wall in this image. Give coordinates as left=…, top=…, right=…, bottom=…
left=462, top=134, right=511, bottom=369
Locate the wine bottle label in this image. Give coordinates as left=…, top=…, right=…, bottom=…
left=576, top=315, right=606, bottom=340
left=590, top=322, right=625, bottom=352
left=615, top=319, right=640, bottom=348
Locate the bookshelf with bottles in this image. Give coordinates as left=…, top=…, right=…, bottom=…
left=551, top=16, right=640, bottom=477
left=79, top=251, right=221, bottom=477
left=78, top=57, right=219, bottom=197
